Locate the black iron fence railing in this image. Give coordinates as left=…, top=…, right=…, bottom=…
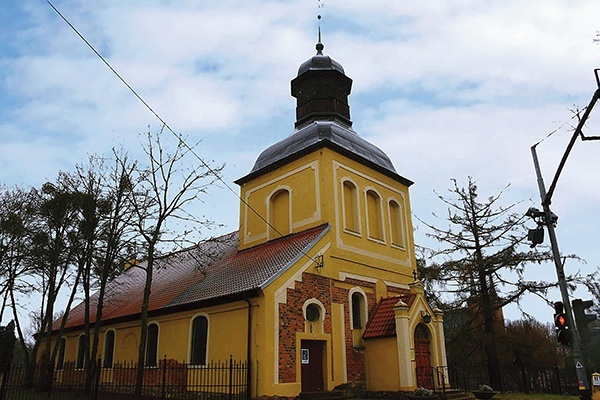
left=1, top=356, right=248, bottom=400
left=416, top=363, right=578, bottom=396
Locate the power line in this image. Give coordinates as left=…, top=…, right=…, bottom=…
left=47, top=1, right=321, bottom=266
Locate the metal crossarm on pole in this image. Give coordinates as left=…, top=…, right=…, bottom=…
left=544, top=70, right=600, bottom=206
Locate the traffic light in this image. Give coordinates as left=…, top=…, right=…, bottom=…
left=554, top=301, right=572, bottom=346
left=527, top=226, right=544, bottom=247
left=572, top=299, right=599, bottom=344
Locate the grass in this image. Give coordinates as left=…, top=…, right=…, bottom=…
left=490, top=394, right=578, bottom=400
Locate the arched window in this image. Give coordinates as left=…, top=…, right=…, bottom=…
left=190, top=315, right=209, bottom=365
left=351, top=293, right=365, bottom=329
left=389, top=199, right=404, bottom=247
left=269, top=188, right=291, bottom=238
left=342, top=180, right=359, bottom=232
left=56, top=338, right=66, bottom=370
left=366, top=189, right=383, bottom=240
left=103, top=330, right=115, bottom=368
left=349, top=290, right=368, bottom=348
left=76, top=335, right=86, bottom=369
left=146, top=323, right=159, bottom=366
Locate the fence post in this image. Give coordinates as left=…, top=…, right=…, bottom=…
left=161, top=354, right=167, bottom=400
left=554, top=364, right=563, bottom=394
left=229, top=355, right=233, bottom=400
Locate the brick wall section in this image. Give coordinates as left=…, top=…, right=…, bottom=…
left=279, top=273, right=332, bottom=382
left=278, top=272, right=379, bottom=386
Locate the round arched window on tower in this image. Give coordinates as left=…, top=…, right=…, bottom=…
left=305, top=304, right=321, bottom=322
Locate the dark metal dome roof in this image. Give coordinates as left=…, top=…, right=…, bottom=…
left=297, top=43, right=345, bottom=75
left=235, top=121, right=412, bottom=186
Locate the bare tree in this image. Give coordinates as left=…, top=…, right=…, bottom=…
left=0, top=186, right=37, bottom=365
left=28, top=180, right=78, bottom=388
left=128, top=128, right=223, bottom=397
left=58, top=152, right=139, bottom=392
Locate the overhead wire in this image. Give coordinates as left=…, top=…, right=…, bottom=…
left=47, top=1, right=323, bottom=267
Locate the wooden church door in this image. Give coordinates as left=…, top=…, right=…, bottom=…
left=414, top=324, right=432, bottom=389
left=300, top=340, right=324, bottom=392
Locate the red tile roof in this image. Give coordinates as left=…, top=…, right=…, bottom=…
left=362, top=293, right=415, bottom=339
left=54, top=224, right=329, bottom=332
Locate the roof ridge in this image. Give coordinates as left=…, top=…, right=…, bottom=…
left=235, top=223, right=329, bottom=255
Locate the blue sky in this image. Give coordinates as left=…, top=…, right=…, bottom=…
left=2, top=0, right=600, bottom=325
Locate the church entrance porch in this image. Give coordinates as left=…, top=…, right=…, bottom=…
left=415, top=324, right=432, bottom=389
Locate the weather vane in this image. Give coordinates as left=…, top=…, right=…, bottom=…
left=317, top=0, right=324, bottom=49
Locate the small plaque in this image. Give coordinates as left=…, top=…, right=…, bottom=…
left=301, top=349, right=309, bottom=364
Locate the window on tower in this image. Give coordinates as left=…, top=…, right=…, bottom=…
left=389, top=199, right=405, bottom=248
left=366, top=189, right=383, bottom=240
left=342, top=180, right=359, bottom=233
left=269, top=188, right=291, bottom=239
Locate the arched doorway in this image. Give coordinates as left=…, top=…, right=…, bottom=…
left=414, top=324, right=432, bottom=389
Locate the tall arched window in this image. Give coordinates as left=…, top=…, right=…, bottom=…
left=349, top=290, right=367, bottom=347
left=342, top=180, right=359, bottom=233
left=269, top=189, right=291, bottom=238
left=56, top=338, right=66, bottom=370
left=351, top=293, right=364, bottom=329
left=146, top=323, right=159, bottom=366
left=389, top=199, right=404, bottom=247
left=190, top=315, right=209, bottom=365
left=103, top=330, right=115, bottom=368
left=76, top=335, right=86, bottom=369
left=366, top=189, right=383, bottom=240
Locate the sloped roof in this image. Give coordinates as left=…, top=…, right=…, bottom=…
left=362, top=293, right=415, bottom=339
left=54, top=224, right=329, bottom=332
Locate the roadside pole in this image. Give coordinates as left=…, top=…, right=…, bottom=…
left=531, top=145, right=590, bottom=400
left=529, top=71, right=600, bottom=400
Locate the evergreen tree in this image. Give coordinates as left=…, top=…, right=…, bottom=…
left=418, top=177, right=554, bottom=389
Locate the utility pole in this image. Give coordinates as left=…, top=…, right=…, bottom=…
left=531, top=145, right=590, bottom=399
left=529, top=70, right=600, bottom=400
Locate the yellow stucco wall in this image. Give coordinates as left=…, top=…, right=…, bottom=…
left=42, top=301, right=250, bottom=366
left=364, top=337, right=400, bottom=391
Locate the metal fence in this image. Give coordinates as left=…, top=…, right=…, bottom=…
left=1, top=356, right=248, bottom=400
left=417, top=363, right=578, bottom=396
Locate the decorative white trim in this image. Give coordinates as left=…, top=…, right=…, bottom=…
left=364, top=187, right=385, bottom=242
left=348, top=287, right=369, bottom=330
left=243, top=161, right=321, bottom=245
left=339, top=272, right=378, bottom=284
left=266, top=186, right=292, bottom=240
left=387, top=197, right=407, bottom=249
left=332, top=161, right=413, bottom=267
left=339, top=178, right=362, bottom=235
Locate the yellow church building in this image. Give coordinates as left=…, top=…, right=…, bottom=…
left=47, top=40, right=448, bottom=398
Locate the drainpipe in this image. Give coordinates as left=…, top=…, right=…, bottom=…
left=245, top=299, right=253, bottom=400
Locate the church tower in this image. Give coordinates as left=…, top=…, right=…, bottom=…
left=235, top=40, right=414, bottom=277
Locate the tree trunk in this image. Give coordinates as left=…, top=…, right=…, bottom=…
left=134, top=247, right=154, bottom=398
